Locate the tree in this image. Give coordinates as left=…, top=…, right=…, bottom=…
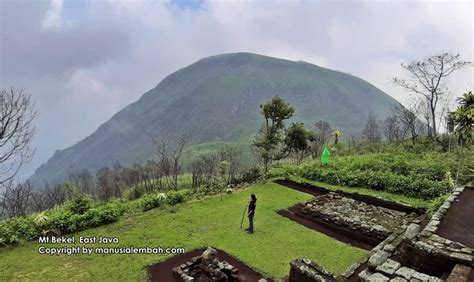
left=391, top=104, right=418, bottom=143
left=309, top=121, right=332, bottom=158
left=449, top=91, right=473, bottom=145
left=393, top=53, right=471, bottom=138
left=151, top=136, right=186, bottom=190
left=361, top=112, right=381, bottom=143
left=0, top=88, right=38, bottom=186
left=382, top=116, right=401, bottom=143
left=284, top=122, right=314, bottom=163
left=253, top=96, right=294, bottom=176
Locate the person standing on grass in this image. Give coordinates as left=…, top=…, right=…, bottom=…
left=246, top=194, right=257, bottom=234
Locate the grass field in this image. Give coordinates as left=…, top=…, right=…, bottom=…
left=0, top=182, right=367, bottom=281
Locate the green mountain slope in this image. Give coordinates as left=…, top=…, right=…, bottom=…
left=30, top=52, right=400, bottom=184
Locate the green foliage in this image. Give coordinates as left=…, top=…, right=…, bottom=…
left=138, top=194, right=164, bottom=211
left=284, top=122, right=314, bottom=154
left=65, top=193, right=93, bottom=214
left=165, top=191, right=186, bottom=205
left=428, top=194, right=449, bottom=215
left=0, top=221, right=20, bottom=246
left=254, top=96, right=295, bottom=174
left=240, top=166, right=263, bottom=183
left=124, top=184, right=147, bottom=201
left=82, top=202, right=124, bottom=227
left=449, top=91, right=473, bottom=145
left=271, top=150, right=457, bottom=199
left=0, top=216, right=41, bottom=242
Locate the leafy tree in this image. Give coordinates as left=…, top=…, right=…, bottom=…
left=253, top=96, right=294, bottom=176
left=284, top=122, right=314, bottom=163
left=449, top=91, right=473, bottom=145
left=393, top=53, right=471, bottom=138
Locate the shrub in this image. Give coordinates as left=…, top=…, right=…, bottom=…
left=241, top=166, right=262, bottom=183
left=165, top=191, right=185, bottom=205
left=139, top=194, right=163, bottom=211
left=0, top=221, right=19, bottom=246
left=83, top=203, right=124, bottom=226
left=47, top=210, right=82, bottom=233
left=66, top=194, right=93, bottom=215
left=124, top=185, right=146, bottom=201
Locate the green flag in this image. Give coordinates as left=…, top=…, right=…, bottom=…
left=321, top=147, right=330, bottom=166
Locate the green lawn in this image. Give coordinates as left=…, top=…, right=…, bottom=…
left=0, top=182, right=367, bottom=281
left=289, top=176, right=433, bottom=209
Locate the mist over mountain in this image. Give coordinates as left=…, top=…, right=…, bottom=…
left=30, top=52, right=400, bottom=185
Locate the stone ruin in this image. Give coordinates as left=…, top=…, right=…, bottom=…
left=295, top=192, right=418, bottom=243
left=288, top=185, right=474, bottom=282
left=172, top=247, right=240, bottom=282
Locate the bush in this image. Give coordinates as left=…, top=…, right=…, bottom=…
left=83, top=203, right=124, bottom=226
left=139, top=194, right=163, bottom=211
left=165, top=191, right=185, bottom=205
left=0, top=221, right=19, bottom=246
left=297, top=160, right=449, bottom=199
left=66, top=194, right=93, bottom=215
left=124, top=185, right=146, bottom=201
left=241, top=166, right=262, bottom=183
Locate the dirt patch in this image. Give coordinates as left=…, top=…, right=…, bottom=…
left=437, top=187, right=474, bottom=248
left=278, top=209, right=375, bottom=250
left=147, top=248, right=266, bottom=282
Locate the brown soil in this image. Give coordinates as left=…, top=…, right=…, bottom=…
left=147, top=248, right=266, bottom=282
left=277, top=209, right=375, bottom=250
left=437, top=187, right=474, bottom=248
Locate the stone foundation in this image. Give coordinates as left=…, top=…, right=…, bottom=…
left=287, top=184, right=474, bottom=282
left=172, top=247, right=240, bottom=281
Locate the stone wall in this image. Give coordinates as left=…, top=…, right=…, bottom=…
left=288, top=185, right=474, bottom=282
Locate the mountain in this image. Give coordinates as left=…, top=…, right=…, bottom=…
left=30, top=52, right=400, bottom=185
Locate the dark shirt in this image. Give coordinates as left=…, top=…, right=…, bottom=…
left=248, top=200, right=256, bottom=217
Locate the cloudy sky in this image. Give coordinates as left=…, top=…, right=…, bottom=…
left=0, top=0, right=473, bottom=179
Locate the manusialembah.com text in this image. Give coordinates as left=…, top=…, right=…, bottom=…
left=38, top=246, right=186, bottom=256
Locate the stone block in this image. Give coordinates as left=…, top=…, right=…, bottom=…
left=390, top=277, right=407, bottom=282
left=368, top=250, right=390, bottom=269
left=411, top=271, right=430, bottom=281
left=446, top=264, right=472, bottom=282
left=368, top=272, right=390, bottom=281
left=358, top=269, right=373, bottom=281
left=376, top=259, right=401, bottom=276
left=450, top=252, right=473, bottom=264
left=404, top=224, right=420, bottom=240
left=395, top=267, right=415, bottom=280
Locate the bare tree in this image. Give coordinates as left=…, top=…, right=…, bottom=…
left=1, top=181, right=32, bottom=217
left=382, top=116, right=401, bottom=143
left=391, top=104, right=418, bottom=143
left=0, top=89, right=38, bottom=186
left=309, top=120, right=332, bottom=158
left=361, top=112, right=381, bottom=143
left=69, top=169, right=95, bottom=195
left=152, top=136, right=186, bottom=190
left=393, top=53, right=471, bottom=138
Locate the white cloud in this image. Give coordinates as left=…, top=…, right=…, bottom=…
left=1, top=0, right=473, bottom=179
left=42, top=0, right=64, bottom=29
